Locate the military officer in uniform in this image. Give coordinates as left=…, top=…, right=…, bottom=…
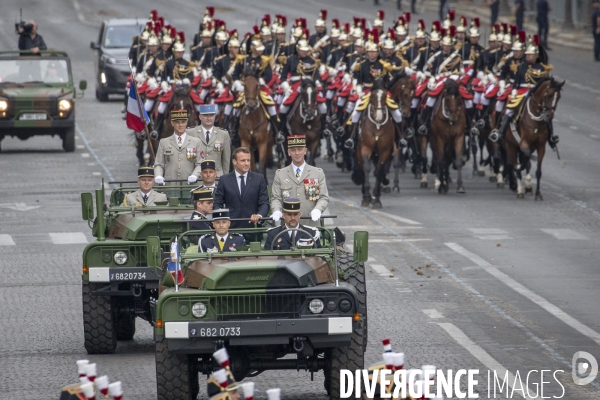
left=187, top=104, right=231, bottom=177
left=189, top=189, right=214, bottom=244
left=154, top=109, right=202, bottom=185
left=122, top=166, right=168, bottom=206
left=191, top=159, right=219, bottom=193
left=265, top=198, right=321, bottom=250
left=270, top=135, right=329, bottom=227
left=198, top=208, right=246, bottom=253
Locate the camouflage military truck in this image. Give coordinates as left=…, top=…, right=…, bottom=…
left=0, top=50, right=86, bottom=152
left=80, top=182, right=199, bottom=354
left=146, top=222, right=369, bottom=399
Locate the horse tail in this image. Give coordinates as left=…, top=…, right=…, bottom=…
left=351, top=168, right=365, bottom=185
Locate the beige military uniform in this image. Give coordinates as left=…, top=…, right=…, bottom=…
left=154, top=134, right=202, bottom=181
left=122, top=190, right=167, bottom=206
left=271, top=163, right=329, bottom=226
left=187, top=126, right=231, bottom=176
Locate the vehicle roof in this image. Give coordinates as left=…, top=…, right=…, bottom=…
left=103, top=18, right=146, bottom=27
left=0, top=50, right=70, bottom=59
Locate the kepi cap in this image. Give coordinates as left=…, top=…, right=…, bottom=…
left=201, top=159, right=216, bottom=170
left=282, top=198, right=301, bottom=213
left=193, top=189, right=213, bottom=202
left=287, top=134, right=306, bottom=148
left=170, top=109, right=188, bottom=120
left=199, top=104, right=216, bottom=114
left=212, top=208, right=230, bottom=220
left=138, top=166, right=154, bottom=178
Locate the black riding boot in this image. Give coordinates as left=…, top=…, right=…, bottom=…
left=547, top=120, right=559, bottom=149
left=150, top=113, right=164, bottom=139
left=404, top=108, right=417, bottom=138
left=344, top=122, right=359, bottom=149
left=418, top=106, right=433, bottom=135
left=396, top=121, right=408, bottom=147
left=320, top=113, right=331, bottom=137
left=466, top=108, right=479, bottom=136
left=270, top=116, right=285, bottom=144
left=489, top=114, right=511, bottom=143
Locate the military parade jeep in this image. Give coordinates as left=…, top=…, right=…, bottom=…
left=0, top=50, right=86, bottom=152
left=146, top=222, right=369, bottom=399
left=80, top=183, right=197, bottom=354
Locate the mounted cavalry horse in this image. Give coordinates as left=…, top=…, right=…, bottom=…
left=389, top=73, right=417, bottom=184
left=351, top=79, right=399, bottom=208
left=286, top=79, right=321, bottom=166
left=503, top=77, right=563, bottom=200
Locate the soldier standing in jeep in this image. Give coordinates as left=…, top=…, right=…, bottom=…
left=17, top=21, right=47, bottom=54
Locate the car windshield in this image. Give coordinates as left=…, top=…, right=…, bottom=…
left=0, top=59, right=70, bottom=84
left=103, top=25, right=142, bottom=48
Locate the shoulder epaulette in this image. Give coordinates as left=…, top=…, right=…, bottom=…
left=215, top=54, right=227, bottom=61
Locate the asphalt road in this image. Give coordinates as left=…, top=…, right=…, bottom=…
left=1, top=0, right=600, bottom=399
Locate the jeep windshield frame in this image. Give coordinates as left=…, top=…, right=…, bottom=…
left=0, top=51, right=72, bottom=86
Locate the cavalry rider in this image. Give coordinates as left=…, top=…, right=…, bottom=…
left=333, top=36, right=364, bottom=125
left=213, top=33, right=242, bottom=118
left=146, top=29, right=174, bottom=78
left=192, top=6, right=214, bottom=48
left=473, top=26, right=502, bottom=125
left=489, top=36, right=558, bottom=147
left=202, top=28, right=228, bottom=70
left=129, top=24, right=150, bottom=65
left=278, top=37, right=327, bottom=141
left=373, top=10, right=386, bottom=41
left=406, top=20, right=427, bottom=66
left=309, top=10, right=329, bottom=58
left=418, top=28, right=479, bottom=136
left=191, top=23, right=214, bottom=63
left=135, top=34, right=160, bottom=77
left=345, top=36, right=406, bottom=149
left=229, top=39, right=283, bottom=143
left=463, top=21, right=484, bottom=75
left=414, top=21, right=441, bottom=72
left=260, top=20, right=277, bottom=57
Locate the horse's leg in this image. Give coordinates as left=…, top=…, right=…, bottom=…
left=478, top=134, right=487, bottom=176
left=372, top=157, right=387, bottom=209
left=504, top=142, right=518, bottom=193
left=361, top=153, right=372, bottom=207
left=419, top=137, right=429, bottom=188
left=455, top=133, right=466, bottom=193
left=392, top=146, right=401, bottom=193
left=535, top=144, right=545, bottom=201
left=430, top=136, right=445, bottom=194
left=471, top=134, right=478, bottom=176
left=258, top=142, right=269, bottom=185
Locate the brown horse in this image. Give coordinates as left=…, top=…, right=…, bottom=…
left=504, top=77, right=564, bottom=200
left=429, top=79, right=467, bottom=194
left=351, top=80, right=397, bottom=208
left=237, top=67, right=272, bottom=182
left=287, top=79, right=321, bottom=165
left=389, top=73, right=416, bottom=191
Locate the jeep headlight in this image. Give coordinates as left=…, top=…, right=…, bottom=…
left=192, top=302, right=207, bottom=318
left=113, top=251, right=128, bottom=265
left=0, top=100, right=7, bottom=111
left=309, top=299, right=324, bottom=314
left=58, top=99, right=72, bottom=111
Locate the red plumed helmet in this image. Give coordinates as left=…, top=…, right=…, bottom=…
left=362, top=18, right=367, bottom=29
left=170, top=27, right=177, bottom=39
left=449, top=25, right=456, bottom=37
left=371, top=29, right=379, bottom=43
left=344, top=23, right=350, bottom=34
left=441, top=28, right=448, bottom=38
left=332, top=19, right=339, bottom=29
left=153, top=24, right=160, bottom=36
left=460, top=16, right=467, bottom=27
left=510, top=25, right=518, bottom=36
left=263, top=14, right=271, bottom=25
left=404, top=12, right=411, bottom=23
left=493, top=23, right=500, bottom=34
left=206, top=6, right=215, bottom=17
left=353, top=17, right=359, bottom=27
left=244, top=32, right=251, bottom=38
left=280, top=16, right=287, bottom=27
left=253, top=25, right=260, bottom=35
left=448, top=10, right=455, bottom=21
left=178, top=31, right=185, bottom=43
left=533, top=34, right=540, bottom=46
left=432, top=20, right=441, bottom=32
left=377, top=10, right=385, bottom=20
left=518, top=30, right=526, bottom=43
left=149, top=10, right=158, bottom=21
left=320, top=10, right=328, bottom=20
left=473, top=17, right=480, bottom=28
left=158, top=17, right=164, bottom=28
left=388, top=28, right=396, bottom=41
left=418, top=19, right=426, bottom=31
left=229, top=29, right=237, bottom=38
left=398, top=16, right=406, bottom=26
left=205, top=21, right=213, bottom=32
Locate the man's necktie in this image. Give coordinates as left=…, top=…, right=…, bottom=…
left=177, top=136, right=182, bottom=147
left=240, top=174, right=246, bottom=197
left=296, top=167, right=301, bottom=178
left=142, top=194, right=148, bottom=203
left=218, top=237, right=225, bottom=251
left=206, top=130, right=210, bottom=144
left=290, top=230, right=297, bottom=247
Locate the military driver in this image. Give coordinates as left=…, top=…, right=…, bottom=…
left=122, top=166, right=167, bottom=206
left=198, top=208, right=246, bottom=253
left=264, top=198, right=321, bottom=250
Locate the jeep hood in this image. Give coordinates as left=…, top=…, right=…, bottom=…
left=0, top=87, right=73, bottom=98
left=108, top=212, right=190, bottom=240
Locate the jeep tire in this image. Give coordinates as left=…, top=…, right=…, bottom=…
left=62, top=126, right=75, bottom=152
left=325, top=252, right=367, bottom=399
left=96, top=88, right=109, bottom=102
left=156, top=337, right=199, bottom=400
left=82, top=282, right=117, bottom=354
left=113, top=298, right=136, bottom=341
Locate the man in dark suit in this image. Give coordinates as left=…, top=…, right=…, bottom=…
left=264, top=198, right=321, bottom=250
left=213, top=147, right=270, bottom=229
left=198, top=209, right=245, bottom=252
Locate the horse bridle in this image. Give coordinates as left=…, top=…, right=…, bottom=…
left=244, top=78, right=261, bottom=112
left=300, top=85, right=318, bottom=123
left=367, top=89, right=390, bottom=132
left=527, top=83, right=558, bottom=123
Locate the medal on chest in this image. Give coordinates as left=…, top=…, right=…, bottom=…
left=186, top=147, right=197, bottom=161
left=304, top=178, right=320, bottom=201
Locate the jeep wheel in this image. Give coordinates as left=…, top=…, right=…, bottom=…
left=113, top=298, right=136, bottom=341
left=82, top=282, right=117, bottom=354
left=96, top=88, right=109, bottom=102
left=325, top=251, right=367, bottom=399
left=156, top=336, right=199, bottom=400
left=62, top=127, right=75, bottom=152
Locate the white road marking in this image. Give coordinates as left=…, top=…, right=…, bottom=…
left=370, top=264, right=392, bottom=276
left=468, top=228, right=513, bottom=240
left=0, top=234, right=16, bottom=246
left=49, top=232, right=89, bottom=245
left=369, top=238, right=432, bottom=243
left=396, top=289, right=413, bottom=293
left=569, top=126, right=579, bottom=130
left=446, top=242, right=600, bottom=347
left=422, top=309, right=444, bottom=319
left=436, top=322, right=529, bottom=398
left=87, top=162, right=96, bottom=166
left=92, top=172, right=102, bottom=176
left=369, top=209, right=422, bottom=225
left=590, top=134, right=599, bottom=139
left=81, top=153, right=90, bottom=158
left=76, top=145, right=85, bottom=149
left=540, top=229, right=588, bottom=240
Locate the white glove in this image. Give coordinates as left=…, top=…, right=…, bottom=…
left=271, top=210, right=282, bottom=222
left=160, top=81, right=169, bottom=91
left=280, top=81, right=290, bottom=92
left=259, top=77, right=266, bottom=86
left=154, top=176, right=165, bottom=185
left=187, top=175, right=198, bottom=184
left=511, top=89, right=517, bottom=98
left=310, top=209, right=322, bottom=222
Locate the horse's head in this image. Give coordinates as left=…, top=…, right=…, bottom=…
left=440, top=79, right=464, bottom=125
left=173, top=82, right=191, bottom=97
left=536, top=78, right=564, bottom=121
left=368, top=82, right=388, bottom=124
left=395, top=75, right=415, bottom=118
left=300, top=79, right=318, bottom=121
left=243, top=71, right=260, bottom=112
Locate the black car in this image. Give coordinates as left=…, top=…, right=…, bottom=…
left=90, top=19, right=144, bottom=101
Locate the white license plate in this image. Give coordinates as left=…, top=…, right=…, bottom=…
left=19, top=113, right=47, bottom=120
left=194, top=326, right=242, bottom=337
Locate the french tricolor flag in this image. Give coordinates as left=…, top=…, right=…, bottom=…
left=125, top=84, right=150, bottom=132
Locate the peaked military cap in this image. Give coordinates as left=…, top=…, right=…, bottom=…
left=193, top=189, right=213, bottom=202
left=283, top=197, right=301, bottom=213
left=138, top=166, right=154, bottom=178
left=287, top=134, right=306, bottom=148
left=170, top=109, right=188, bottom=120
left=201, top=159, right=217, bottom=170
left=212, top=208, right=230, bottom=220
left=199, top=104, right=217, bottom=114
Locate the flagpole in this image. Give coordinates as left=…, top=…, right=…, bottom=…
left=128, top=60, right=156, bottom=159
left=174, top=236, right=180, bottom=292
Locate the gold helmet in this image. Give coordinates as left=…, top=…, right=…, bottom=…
left=374, top=10, right=385, bottom=27
left=292, top=26, right=304, bottom=38
left=414, top=20, right=427, bottom=39
left=395, top=25, right=407, bottom=37
left=442, top=10, right=455, bottom=30
left=330, top=28, right=341, bottom=38
left=524, top=35, right=539, bottom=55
left=430, top=21, right=441, bottom=42
left=441, top=26, right=454, bottom=46
left=296, top=39, right=310, bottom=52
left=229, top=31, right=241, bottom=48
left=382, top=39, right=395, bottom=49
left=489, top=24, right=499, bottom=42
left=161, top=34, right=173, bottom=45
left=511, top=30, right=526, bottom=51
left=250, top=40, right=265, bottom=52
left=140, top=30, right=151, bottom=41
left=456, top=16, right=467, bottom=34
left=339, top=32, right=349, bottom=41
left=469, top=18, right=480, bottom=37
left=315, top=9, right=327, bottom=27
left=365, top=41, right=379, bottom=52
left=148, top=35, right=160, bottom=46
left=215, top=30, right=229, bottom=42
left=354, top=38, right=365, bottom=47
left=261, top=26, right=272, bottom=36
left=504, top=25, right=517, bottom=45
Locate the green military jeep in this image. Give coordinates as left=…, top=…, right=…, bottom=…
left=80, top=182, right=199, bottom=354
left=146, top=222, right=369, bottom=399
left=0, top=50, right=86, bottom=152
